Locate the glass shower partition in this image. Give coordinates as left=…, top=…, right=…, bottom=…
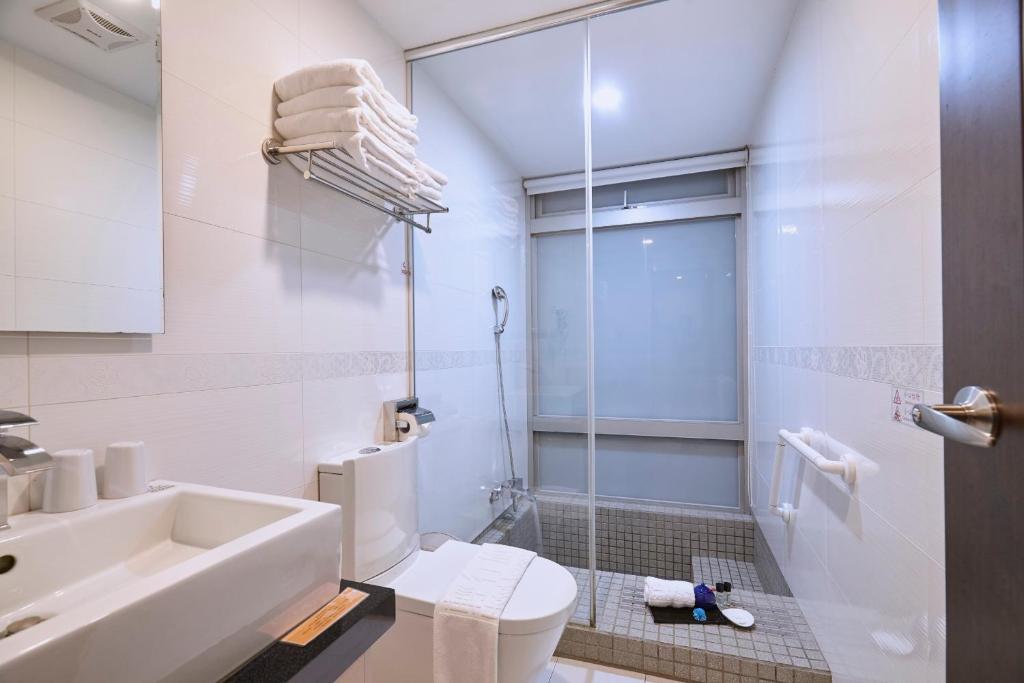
left=585, top=0, right=747, bottom=635
left=408, top=21, right=595, bottom=623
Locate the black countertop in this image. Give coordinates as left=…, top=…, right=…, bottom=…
left=225, top=580, right=395, bottom=683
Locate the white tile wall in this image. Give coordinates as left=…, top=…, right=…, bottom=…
left=0, top=196, right=13, bottom=276
left=747, top=1, right=945, bottom=681
left=1, top=0, right=413, bottom=513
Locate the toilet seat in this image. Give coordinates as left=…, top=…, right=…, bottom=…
left=376, top=540, right=578, bottom=635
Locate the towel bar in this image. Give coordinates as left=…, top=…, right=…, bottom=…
left=261, top=138, right=448, bottom=233
left=768, top=428, right=857, bottom=523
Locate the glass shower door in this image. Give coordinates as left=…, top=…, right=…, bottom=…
left=584, top=0, right=747, bottom=636
left=409, top=21, right=594, bottom=625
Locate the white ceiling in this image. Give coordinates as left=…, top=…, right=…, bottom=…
left=412, top=0, right=797, bottom=177
left=357, top=0, right=593, bottom=49
left=0, top=0, right=160, bottom=105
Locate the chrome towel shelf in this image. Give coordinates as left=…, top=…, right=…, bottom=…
left=261, top=138, right=447, bottom=233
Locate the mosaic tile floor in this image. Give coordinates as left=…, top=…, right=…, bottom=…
left=557, top=562, right=831, bottom=682
left=691, top=556, right=764, bottom=593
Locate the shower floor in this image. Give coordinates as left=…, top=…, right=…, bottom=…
left=476, top=493, right=830, bottom=681
left=558, top=560, right=831, bottom=682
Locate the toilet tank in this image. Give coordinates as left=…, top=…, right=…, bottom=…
left=318, top=438, right=420, bottom=582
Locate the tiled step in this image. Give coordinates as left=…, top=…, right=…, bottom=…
left=691, top=556, right=764, bottom=592
left=557, top=566, right=831, bottom=683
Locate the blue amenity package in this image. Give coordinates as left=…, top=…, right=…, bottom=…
left=694, top=583, right=717, bottom=609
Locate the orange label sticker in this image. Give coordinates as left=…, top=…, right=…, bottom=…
left=281, top=588, right=370, bottom=646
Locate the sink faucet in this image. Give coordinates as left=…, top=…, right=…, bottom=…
left=0, top=411, right=53, bottom=530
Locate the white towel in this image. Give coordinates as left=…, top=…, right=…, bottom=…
left=283, top=132, right=421, bottom=197
left=275, top=107, right=417, bottom=159
left=415, top=158, right=449, bottom=187
left=277, top=84, right=418, bottom=131
left=274, top=59, right=406, bottom=111
left=644, top=577, right=695, bottom=608
left=434, top=544, right=536, bottom=683
left=418, top=184, right=443, bottom=203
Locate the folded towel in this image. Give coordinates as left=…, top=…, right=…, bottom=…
left=283, top=132, right=421, bottom=197
left=418, top=184, right=443, bottom=203
left=275, top=107, right=417, bottom=160
left=434, top=544, right=536, bottom=683
left=277, top=84, right=418, bottom=132
left=644, top=577, right=695, bottom=609
left=274, top=59, right=405, bottom=111
left=415, top=158, right=449, bottom=187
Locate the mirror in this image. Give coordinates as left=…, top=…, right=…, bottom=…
left=0, top=0, right=162, bottom=333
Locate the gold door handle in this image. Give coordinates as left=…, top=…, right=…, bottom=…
left=912, top=386, right=1000, bottom=447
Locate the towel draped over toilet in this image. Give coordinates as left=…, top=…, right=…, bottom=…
left=433, top=543, right=536, bottom=683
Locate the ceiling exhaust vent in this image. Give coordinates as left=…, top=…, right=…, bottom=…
left=35, top=0, right=149, bottom=52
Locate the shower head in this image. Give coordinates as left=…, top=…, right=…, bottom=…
left=492, top=286, right=509, bottom=334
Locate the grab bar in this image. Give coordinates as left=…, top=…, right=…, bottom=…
left=768, top=428, right=857, bottom=524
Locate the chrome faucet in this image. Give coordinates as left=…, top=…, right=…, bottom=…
left=0, top=411, right=54, bottom=530
left=489, top=477, right=526, bottom=507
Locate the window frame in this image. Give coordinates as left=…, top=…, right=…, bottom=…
left=525, top=162, right=749, bottom=511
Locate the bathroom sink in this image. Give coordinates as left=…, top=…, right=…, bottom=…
left=0, top=482, right=342, bottom=683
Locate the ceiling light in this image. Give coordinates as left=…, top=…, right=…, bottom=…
left=592, top=85, right=622, bottom=112
left=151, top=0, right=160, bottom=9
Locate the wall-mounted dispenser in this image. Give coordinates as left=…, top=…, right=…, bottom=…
left=383, top=397, right=435, bottom=442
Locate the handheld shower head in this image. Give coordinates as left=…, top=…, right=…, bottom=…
left=491, top=286, right=509, bottom=335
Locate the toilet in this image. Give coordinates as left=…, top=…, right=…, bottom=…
left=318, top=436, right=578, bottom=683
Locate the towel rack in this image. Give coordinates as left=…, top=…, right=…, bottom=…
left=768, top=428, right=857, bottom=523
left=261, top=138, right=448, bottom=233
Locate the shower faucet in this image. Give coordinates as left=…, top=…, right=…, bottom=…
left=489, top=477, right=525, bottom=504
left=0, top=411, right=54, bottom=530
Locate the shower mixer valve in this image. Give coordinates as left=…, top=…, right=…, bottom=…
left=489, top=477, right=525, bottom=504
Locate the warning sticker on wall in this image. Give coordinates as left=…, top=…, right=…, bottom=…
left=891, top=386, right=924, bottom=427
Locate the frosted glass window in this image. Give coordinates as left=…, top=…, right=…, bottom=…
left=535, top=218, right=738, bottom=420
left=535, top=170, right=730, bottom=216
left=535, top=432, right=739, bottom=507
left=535, top=231, right=588, bottom=416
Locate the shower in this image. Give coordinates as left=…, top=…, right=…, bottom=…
left=491, top=285, right=518, bottom=491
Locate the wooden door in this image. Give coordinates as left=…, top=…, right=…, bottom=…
left=938, top=0, right=1024, bottom=679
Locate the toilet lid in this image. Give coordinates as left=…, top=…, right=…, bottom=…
left=384, top=541, right=578, bottom=635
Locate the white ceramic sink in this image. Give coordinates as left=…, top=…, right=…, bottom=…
left=0, top=481, right=342, bottom=683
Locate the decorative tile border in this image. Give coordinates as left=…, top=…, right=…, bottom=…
left=414, top=349, right=492, bottom=371
left=414, top=347, right=525, bottom=372
left=20, top=346, right=531, bottom=405
left=303, top=351, right=407, bottom=380
left=753, top=345, right=942, bottom=392
left=29, top=351, right=411, bottom=405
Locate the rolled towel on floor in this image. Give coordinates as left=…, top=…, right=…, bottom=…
left=644, top=577, right=695, bottom=609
